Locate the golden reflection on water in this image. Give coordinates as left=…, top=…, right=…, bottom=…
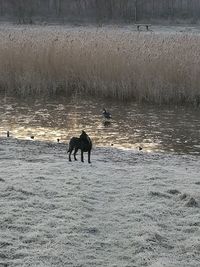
left=0, top=96, right=200, bottom=154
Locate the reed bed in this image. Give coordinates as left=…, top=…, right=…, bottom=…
left=0, top=25, right=200, bottom=105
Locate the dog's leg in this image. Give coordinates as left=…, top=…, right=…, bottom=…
left=68, top=149, right=72, bottom=162
left=88, top=150, right=91, bottom=163
left=81, top=150, right=84, bottom=162
left=74, top=148, right=78, bottom=161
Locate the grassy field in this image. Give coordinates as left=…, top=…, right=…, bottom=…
left=0, top=137, right=199, bottom=266
left=0, top=25, right=200, bottom=105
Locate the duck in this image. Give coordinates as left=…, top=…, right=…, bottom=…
left=102, top=108, right=112, bottom=119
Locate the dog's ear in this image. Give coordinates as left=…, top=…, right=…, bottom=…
left=82, top=130, right=86, bottom=135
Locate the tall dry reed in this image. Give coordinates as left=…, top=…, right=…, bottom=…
left=0, top=25, right=200, bottom=105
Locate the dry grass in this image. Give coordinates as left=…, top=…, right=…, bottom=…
left=0, top=25, right=200, bottom=105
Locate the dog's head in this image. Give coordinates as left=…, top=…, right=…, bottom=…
left=80, top=130, right=92, bottom=148
left=81, top=130, right=87, bottom=135
left=80, top=130, right=88, bottom=139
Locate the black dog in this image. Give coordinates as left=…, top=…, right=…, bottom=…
left=67, top=131, right=92, bottom=163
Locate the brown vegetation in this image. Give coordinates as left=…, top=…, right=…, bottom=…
left=0, top=25, right=200, bottom=105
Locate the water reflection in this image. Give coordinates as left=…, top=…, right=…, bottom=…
left=0, top=95, right=199, bottom=155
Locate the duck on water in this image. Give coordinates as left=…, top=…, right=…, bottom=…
left=102, top=108, right=112, bottom=119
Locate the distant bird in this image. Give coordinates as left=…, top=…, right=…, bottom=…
left=7, top=131, right=9, bottom=138
left=102, top=108, right=112, bottom=119
left=139, top=146, right=143, bottom=151
left=57, top=138, right=60, bottom=143
left=30, top=136, right=34, bottom=140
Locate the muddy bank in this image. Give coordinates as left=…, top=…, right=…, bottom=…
left=0, top=138, right=199, bottom=266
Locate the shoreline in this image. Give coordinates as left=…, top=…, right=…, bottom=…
left=1, top=136, right=200, bottom=156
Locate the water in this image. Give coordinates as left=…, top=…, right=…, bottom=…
left=0, top=95, right=199, bottom=155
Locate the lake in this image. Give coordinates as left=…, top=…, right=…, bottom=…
left=0, top=95, right=199, bottom=155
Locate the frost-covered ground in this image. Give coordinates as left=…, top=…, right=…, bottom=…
left=0, top=138, right=200, bottom=267
left=1, top=22, right=200, bottom=35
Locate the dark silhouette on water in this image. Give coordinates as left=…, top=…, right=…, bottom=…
left=102, top=108, right=112, bottom=119
left=103, top=121, right=111, bottom=127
